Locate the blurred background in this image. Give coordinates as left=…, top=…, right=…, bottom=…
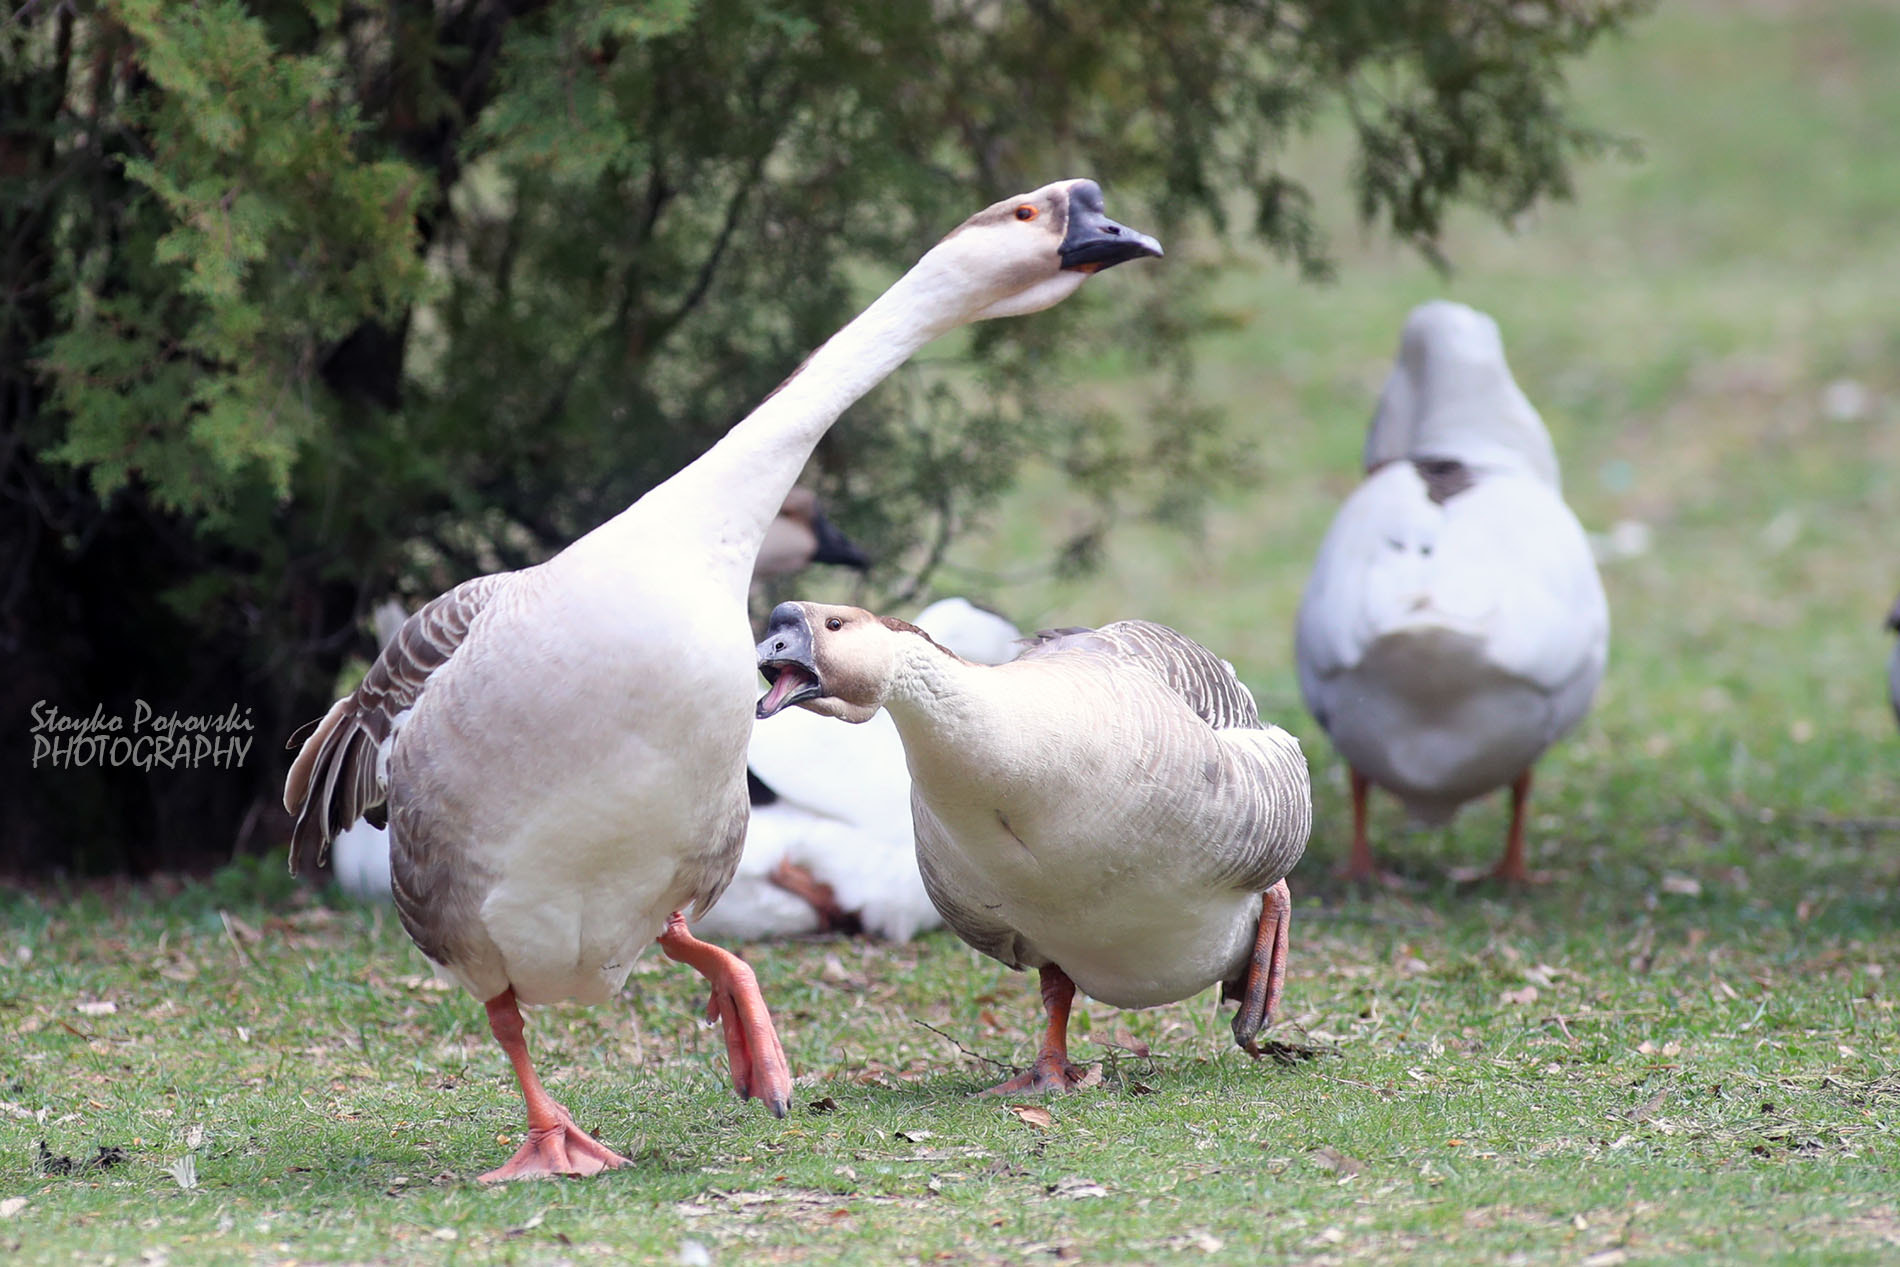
left=3, top=0, right=1894, bottom=880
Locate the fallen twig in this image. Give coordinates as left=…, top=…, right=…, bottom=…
left=912, top=1019, right=1017, bottom=1074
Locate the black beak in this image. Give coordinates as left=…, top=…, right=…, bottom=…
left=1887, top=596, right=1900, bottom=633
left=808, top=506, right=871, bottom=571
left=1058, top=180, right=1164, bottom=273
left=756, top=603, right=825, bottom=719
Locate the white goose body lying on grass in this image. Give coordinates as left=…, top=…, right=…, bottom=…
left=1295, top=300, right=1609, bottom=885
left=755, top=603, right=1310, bottom=1093
left=695, top=598, right=1025, bottom=942
left=284, top=180, right=1161, bottom=1179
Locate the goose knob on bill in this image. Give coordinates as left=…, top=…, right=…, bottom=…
left=755, top=604, right=1310, bottom=1093
left=1294, top=301, right=1609, bottom=886
left=284, top=180, right=1161, bottom=1179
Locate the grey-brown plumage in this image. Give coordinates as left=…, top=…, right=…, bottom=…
left=286, top=574, right=511, bottom=874
left=755, top=603, right=1309, bottom=1068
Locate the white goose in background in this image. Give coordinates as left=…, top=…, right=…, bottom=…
left=284, top=180, right=1161, bottom=1180
left=1295, top=300, right=1609, bottom=885
left=694, top=597, right=1025, bottom=943
left=327, top=491, right=870, bottom=906
left=755, top=604, right=1310, bottom=1093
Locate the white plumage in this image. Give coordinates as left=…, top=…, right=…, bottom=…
left=1295, top=301, right=1609, bottom=883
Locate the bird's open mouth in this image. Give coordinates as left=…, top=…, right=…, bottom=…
left=756, top=662, right=822, bottom=720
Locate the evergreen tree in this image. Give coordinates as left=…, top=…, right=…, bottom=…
left=0, top=0, right=1645, bottom=873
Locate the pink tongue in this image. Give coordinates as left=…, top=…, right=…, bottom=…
left=757, top=667, right=814, bottom=717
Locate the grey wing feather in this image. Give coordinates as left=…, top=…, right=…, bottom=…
left=283, top=574, right=511, bottom=874
left=1020, top=619, right=1262, bottom=731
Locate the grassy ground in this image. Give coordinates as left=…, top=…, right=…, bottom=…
left=8, top=3, right=1900, bottom=1263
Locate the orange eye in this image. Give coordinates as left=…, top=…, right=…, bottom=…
left=825, top=617, right=843, bottom=631
left=1014, top=205, right=1037, bottom=221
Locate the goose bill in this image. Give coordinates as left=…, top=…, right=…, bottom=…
left=1058, top=183, right=1164, bottom=273
left=756, top=663, right=822, bottom=719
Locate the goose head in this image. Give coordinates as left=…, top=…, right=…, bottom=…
left=917, top=179, right=1163, bottom=324
left=756, top=601, right=944, bottom=723
left=754, top=487, right=871, bottom=580
left=1363, top=300, right=1561, bottom=489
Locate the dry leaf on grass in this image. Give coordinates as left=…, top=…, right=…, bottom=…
left=1500, top=985, right=1540, bottom=1006
left=1006, top=1104, right=1053, bottom=1129
left=74, top=1000, right=117, bottom=1017
left=1627, top=1088, right=1668, bottom=1122
left=1047, top=1176, right=1108, bottom=1199
left=1309, top=1146, right=1363, bottom=1177
left=0, top=1197, right=26, bottom=1219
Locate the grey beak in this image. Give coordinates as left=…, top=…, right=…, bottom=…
left=1059, top=180, right=1164, bottom=272
left=756, top=603, right=825, bottom=719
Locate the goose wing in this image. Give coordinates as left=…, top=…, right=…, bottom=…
left=284, top=574, right=512, bottom=873
left=1020, top=620, right=1308, bottom=895
left=1018, top=619, right=1262, bottom=731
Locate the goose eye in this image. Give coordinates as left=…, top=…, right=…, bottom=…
left=825, top=617, right=844, bottom=632
left=1014, top=205, right=1037, bottom=222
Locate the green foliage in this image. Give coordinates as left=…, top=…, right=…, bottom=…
left=38, top=1, right=424, bottom=519
left=0, top=0, right=1643, bottom=870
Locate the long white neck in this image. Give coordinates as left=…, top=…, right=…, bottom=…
left=585, top=254, right=976, bottom=590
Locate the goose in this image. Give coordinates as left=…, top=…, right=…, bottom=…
left=282, top=179, right=1160, bottom=1180
left=1294, top=300, right=1609, bottom=885
left=754, top=604, right=1310, bottom=1092
left=1887, top=595, right=1900, bottom=727
left=753, top=487, right=871, bottom=580
left=694, top=597, right=1025, bottom=942
left=328, top=494, right=869, bottom=907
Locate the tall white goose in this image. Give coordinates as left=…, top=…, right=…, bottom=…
left=284, top=180, right=1161, bottom=1179
left=1294, top=301, right=1609, bottom=885
left=754, top=604, right=1310, bottom=1092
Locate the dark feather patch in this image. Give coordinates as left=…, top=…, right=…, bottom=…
left=1413, top=457, right=1475, bottom=505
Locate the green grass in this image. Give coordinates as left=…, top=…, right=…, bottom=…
left=8, top=3, right=1900, bottom=1262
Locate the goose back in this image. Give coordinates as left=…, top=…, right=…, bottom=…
left=887, top=621, right=1309, bottom=1007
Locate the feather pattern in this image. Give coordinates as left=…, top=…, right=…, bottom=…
left=782, top=607, right=1311, bottom=1010
left=285, top=573, right=512, bottom=873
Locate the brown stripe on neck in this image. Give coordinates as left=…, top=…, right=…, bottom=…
left=1413, top=458, right=1475, bottom=505
left=756, top=344, right=823, bottom=407
left=879, top=615, right=955, bottom=655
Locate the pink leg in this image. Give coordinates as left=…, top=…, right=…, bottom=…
left=1343, top=768, right=1376, bottom=882
left=657, top=912, right=793, bottom=1116
left=1452, top=770, right=1549, bottom=886
left=1232, top=880, right=1292, bottom=1054
left=478, top=989, right=628, bottom=1183
left=979, top=965, right=1093, bottom=1096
